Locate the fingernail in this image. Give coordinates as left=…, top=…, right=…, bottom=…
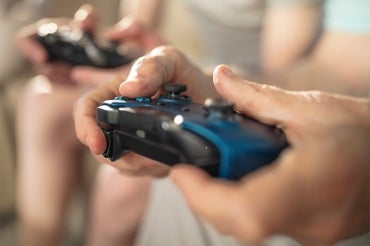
left=74, top=4, right=92, bottom=21
left=115, top=17, right=133, bottom=29
left=221, top=65, right=235, bottom=78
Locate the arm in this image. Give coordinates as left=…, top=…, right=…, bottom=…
left=311, top=31, right=370, bottom=94
left=262, top=2, right=370, bottom=97
left=261, top=2, right=322, bottom=73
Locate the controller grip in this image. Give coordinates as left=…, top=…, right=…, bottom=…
left=102, top=129, right=127, bottom=161
left=101, top=127, right=222, bottom=177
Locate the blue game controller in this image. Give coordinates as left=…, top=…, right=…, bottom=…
left=96, top=83, right=288, bottom=180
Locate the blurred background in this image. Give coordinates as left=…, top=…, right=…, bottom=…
left=0, top=0, right=202, bottom=245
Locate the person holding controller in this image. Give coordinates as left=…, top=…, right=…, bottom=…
left=74, top=45, right=370, bottom=245
left=15, top=2, right=165, bottom=245
left=18, top=0, right=370, bottom=245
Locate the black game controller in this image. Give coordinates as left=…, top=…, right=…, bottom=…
left=96, top=84, right=288, bottom=180
left=36, top=22, right=132, bottom=68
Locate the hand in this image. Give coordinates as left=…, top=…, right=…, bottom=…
left=73, top=66, right=170, bottom=176
left=104, top=16, right=166, bottom=56
left=119, top=45, right=218, bottom=103
left=171, top=65, right=370, bottom=245
left=15, top=4, right=98, bottom=84
left=70, top=16, right=168, bottom=86
left=74, top=46, right=217, bottom=175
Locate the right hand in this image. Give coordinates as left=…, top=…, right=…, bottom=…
left=15, top=4, right=98, bottom=84
left=171, top=65, right=370, bottom=245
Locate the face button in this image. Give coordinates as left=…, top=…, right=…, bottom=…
left=135, top=96, right=151, bottom=102
left=204, top=98, right=234, bottom=119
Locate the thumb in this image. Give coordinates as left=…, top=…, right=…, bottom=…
left=213, top=65, right=296, bottom=127
left=170, top=164, right=242, bottom=226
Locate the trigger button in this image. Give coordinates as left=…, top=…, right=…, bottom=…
left=102, top=129, right=114, bottom=159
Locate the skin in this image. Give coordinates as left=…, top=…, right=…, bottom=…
left=15, top=4, right=165, bottom=246
left=69, top=5, right=167, bottom=246
left=171, top=65, right=370, bottom=245
left=262, top=3, right=322, bottom=73
left=15, top=4, right=98, bottom=84
left=74, top=46, right=370, bottom=245
left=15, top=6, right=104, bottom=246
left=74, top=3, right=370, bottom=245
left=74, top=46, right=217, bottom=173
left=261, top=3, right=370, bottom=97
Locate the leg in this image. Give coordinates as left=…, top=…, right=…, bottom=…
left=16, top=75, right=84, bottom=246
left=87, top=165, right=152, bottom=246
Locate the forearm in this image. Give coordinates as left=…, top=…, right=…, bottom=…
left=311, top=32, right=370, bottom=94
left=260, top=59, right=365, bottom=96
left=260, top=32, right=370, bottom=97
left=261, top=3, right=322, bottom=73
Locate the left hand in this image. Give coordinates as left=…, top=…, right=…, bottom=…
left=73, top=65, right=170, bottom=176
left=73, top=46, right=216, bottom=176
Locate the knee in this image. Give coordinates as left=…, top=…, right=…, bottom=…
left=20, top=75, right=68, bottom=120
left=95, top=166, right=152, bottom=204
left=17, top=75, right=79, bottom=136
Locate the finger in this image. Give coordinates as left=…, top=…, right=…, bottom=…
left=213, top=65, right=297, bottom=127
left=170, top=165, right=239, bottom=220
left=104, top=17, right=141, bottom=41
left=171, top=151, right=309, bottom=243
left=104, top=152, right=171, bottom=177
left=118, top=46, right=182, bottom=98
left=170, top=165, right=268, bottom=243
left=73, top=76, right=123, bottom=154
left=74, top=93, right=107, bottom=154
left=15, top=24, right=48, bottom=63
left=71, top=66, right=130, bottom=85
left=105, top=17, right=165, bottom=51
left=119, top=46, right=214, bottom=102
left=73, top=4, right=99, bottom=32
left=34, top=62, right=76, bottom=84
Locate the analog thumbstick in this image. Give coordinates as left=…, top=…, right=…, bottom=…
left=164, top=84, right=187, bottom=98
